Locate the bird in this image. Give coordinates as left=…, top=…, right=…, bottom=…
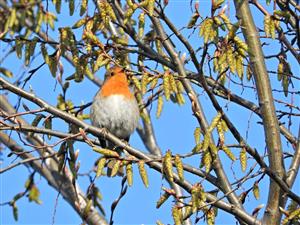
left=90, top=66, right=140, bottom=150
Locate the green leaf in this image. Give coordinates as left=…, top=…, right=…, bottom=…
left=96, top=157, right=106, bottom=177
left=277, top=62, right=284, bottom=81
left=28, top=185, right=42, bottom=204
left=187, top=13, right=199, bottom=29
left=282, top=73, right=289, bottom=97
left=54, top=0, right=61, bottom=14
left=8, top=8, right=17, bottom=28
left=15, top=37, right=23, bottom=59
left=0, top=67, right=13, bottom=78
left=253, top=181, right=260, bottom=200
left=44, top=117, right=52, bottom=139
left=80, top=0, right=88, bottom=16
left=12, top=193, right=24, bottom=202
left=31, top=114, right=44, bottom=127
left=67, top=140, right=75, bottom=161
left=68, top=159, right=77, bottom=178
left=24, top=43, right=31, bottom=66
left=35, top=8, right=44, bottom=32
left=69, top=0, right=75, bottom=16
left=12, top=202, right=18, bottom=221
left=41, top=44, right=50, bottom=65
left=74, top=56, right=85, bottom=82
left=48, top=56, right=58, bottom=77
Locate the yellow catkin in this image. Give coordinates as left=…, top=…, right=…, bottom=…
left=138, top=161, right=149, bottom=188
left=175, top=155, right=184, bottom=181
left=126, top=163, right=133, bottom=186
left=163, top=150, right=174, bottom=182
left=96, top=157, right=106, bottom=177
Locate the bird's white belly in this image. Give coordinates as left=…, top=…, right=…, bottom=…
left=90, top=94, right=140, bottom=139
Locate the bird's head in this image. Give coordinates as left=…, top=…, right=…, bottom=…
left=105, top=66, right=125, bottom=78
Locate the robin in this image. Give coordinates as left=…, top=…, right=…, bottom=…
left=90, top=66, right=140, bottom=150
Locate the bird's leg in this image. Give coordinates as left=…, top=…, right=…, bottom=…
left=98, top=138, right=108, bottom=149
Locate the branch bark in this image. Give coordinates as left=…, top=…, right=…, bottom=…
left=234, top=1, right=286, bottom=224
left=0, top=131, right=108, bottom=225
left=148, top=11, right=249, bottom=225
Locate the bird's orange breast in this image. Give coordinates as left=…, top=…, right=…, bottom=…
left=98, top=72, right=134, bottom=99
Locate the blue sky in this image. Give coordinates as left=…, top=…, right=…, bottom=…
left=1, top=1, right=299, bottom=225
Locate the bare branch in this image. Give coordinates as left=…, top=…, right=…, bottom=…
left=0, top=132, right=108, bottom=225
left=234, top=1, right=286, bottom=224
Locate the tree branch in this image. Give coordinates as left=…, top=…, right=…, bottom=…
left=0, top=123, right=221, bottom=187
left=285, top=126, right=300, bottom=188
left=0, top=77, right=261, bottom=225
left=0, top=132, right=108, bottom=225
left=150, top=10, right=246, bottom=219
left=188, top=74, right=297, bottom=145
left=234, top=1, right=286, bottom=224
